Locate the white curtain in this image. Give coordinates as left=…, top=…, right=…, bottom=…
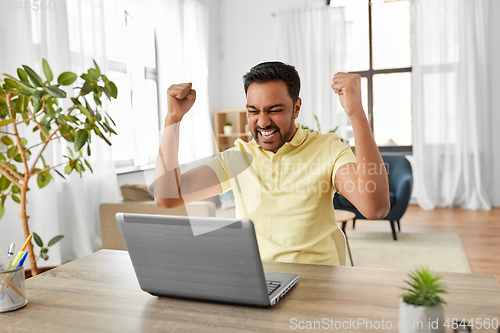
left=412, top=0, right=492, bottom=210
left=275, top=7, right=347, bottom=137
left=0, top=0, right=120, bottom=267
left=154, top=0, right=213, bottom=165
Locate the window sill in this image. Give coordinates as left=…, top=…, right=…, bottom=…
left=115, top=162, right=156, bottom=175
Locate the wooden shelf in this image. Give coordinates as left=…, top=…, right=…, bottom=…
left=214, top=110, right=251, bottom=151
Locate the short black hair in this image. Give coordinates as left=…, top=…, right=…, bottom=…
left=243, top=61, right=301, bottom=104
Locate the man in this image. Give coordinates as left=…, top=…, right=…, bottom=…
left=155, top=62, right=390, bottom=266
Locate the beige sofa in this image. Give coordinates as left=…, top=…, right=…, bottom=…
left=99, top=200, right=217, bottom=250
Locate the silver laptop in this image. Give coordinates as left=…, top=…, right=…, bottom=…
left=116, top=213, right=299, bottom=306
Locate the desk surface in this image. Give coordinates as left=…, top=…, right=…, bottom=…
left=3, top=250, right=499, bottom=332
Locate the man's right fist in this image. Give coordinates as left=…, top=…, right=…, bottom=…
left=166, top=82, right=196, bottom=122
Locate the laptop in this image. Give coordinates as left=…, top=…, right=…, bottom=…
left=115, top=213, right=299, bottom=306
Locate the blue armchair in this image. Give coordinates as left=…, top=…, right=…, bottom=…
left=333, top=154, right=413, bottom=240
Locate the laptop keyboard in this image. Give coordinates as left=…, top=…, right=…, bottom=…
left=266, top=280, right=282, bottom=295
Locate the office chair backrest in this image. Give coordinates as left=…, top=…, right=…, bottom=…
left=331, top=227, right=347, bottom=266
left=382, top=155, right=413, bottom=193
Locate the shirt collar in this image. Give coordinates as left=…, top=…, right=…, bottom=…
left=287, top=123, right=307, bottom=147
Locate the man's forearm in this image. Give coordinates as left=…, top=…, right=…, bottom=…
left=154, top=115, right=183, bottom=200
left=349, top=110, right=390, bottom=213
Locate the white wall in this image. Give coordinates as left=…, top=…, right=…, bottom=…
left=218, top=0, right=325, bottom=110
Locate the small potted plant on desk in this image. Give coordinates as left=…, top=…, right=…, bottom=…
left=399, top=266, right=447, bottom=333
left=223, top=122, right=232, bottom=135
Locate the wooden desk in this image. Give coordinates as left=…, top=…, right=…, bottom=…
left=3, top=250, right=499, bottom=332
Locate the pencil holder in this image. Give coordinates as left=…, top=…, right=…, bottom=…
left=0, top=266, right=27, bottom=312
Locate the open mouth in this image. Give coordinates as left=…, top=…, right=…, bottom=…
left=258, top=129, right=277, bottom=141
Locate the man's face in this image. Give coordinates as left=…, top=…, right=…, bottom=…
left=246, top=81, right=301, bottom=153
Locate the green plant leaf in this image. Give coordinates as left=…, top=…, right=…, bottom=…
left=17, top=80, right=37, bottom=93
left=33, top=101, right=42, bottom=113
left=7, top=146, right=17, bottom=158
left=48, top=235, right=64, bottom=247
left=54, top=169, right=66, bottom=180
left=4, top=78, right=21, bottom=90
left=88, top=68, right=100, bottom=80
left=32, top=90, right=44, bottom=104
left=37, top=171, right=52, bottom=188
left=11, top=193, right=20, bottom=204
left=0, top=176, right=11, bottom=191
left=42, top=59, right=53, bottom=82
left=106, top=114, right=116, bottom=127
left=74, top=129, right=89, bottom=151
left=0, top=154, right=6, bottom=162
left=20, top=138, right=28, bottom=147
left=11, top=185, right=20, bottom=194
left=17, top=68, right=30, bottom=84
left=18, top=95, right=28, bottom=112
left=33, top=232, right=43, bottom=247
left=81, top=82, right=93, bottom=95
left=64, top=164, right=72, bottom=174
left=22, top=65, right=44, bottom=87
left=84, top=159, right=93, bottom=173
left=84, top=98, right=95, bottom=117
left=13, top=153, right=23, bottom=163
left=0, top=203, right=4, bottom=220
left=108, top=81, right=118, bottom=99
left=0, top=119, right=16, bottom=128
left=77, top=104, right=92, bottom=119
left=93, top=94, right=102, bottom=107
left=57, top=72, right=77, bottom=85
left=101, top=86, right=111, bottom=101
left=102, top=122, right=117, bottom=135
left=40, top=247, right=49, bottom=260
left=93, top=60, right=101, bottom=76
left=67, top=146, right=74, bottom=158
left=46, top=85, right=66, bottom=98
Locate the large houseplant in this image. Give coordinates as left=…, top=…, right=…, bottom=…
left=399, top=266, right=447, bottom=333
left=0, top=59, right=118, bottom=275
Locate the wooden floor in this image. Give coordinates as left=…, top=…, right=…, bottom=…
left=348, top=205, right=500, bottom=284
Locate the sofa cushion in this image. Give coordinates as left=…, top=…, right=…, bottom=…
left=120, top=184, right=154, bottom=201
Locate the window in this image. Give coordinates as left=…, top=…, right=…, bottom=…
left=331, top=0, right=412, bottom=154
left=104, top=6, right=160, bottom=170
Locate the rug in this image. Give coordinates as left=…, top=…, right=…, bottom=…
left=344, top=231, right=472, bottom=273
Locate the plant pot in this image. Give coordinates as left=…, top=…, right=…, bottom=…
left=24, top=266, right=57, bottom=279
left=223, top=125, right=232, bottom=135
left=399, top=298, right=444, bottom=333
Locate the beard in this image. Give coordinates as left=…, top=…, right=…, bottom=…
left=252, top=116, right=295, bottom=152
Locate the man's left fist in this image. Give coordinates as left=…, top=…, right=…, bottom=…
left=331, top=72, right=363, bottom=117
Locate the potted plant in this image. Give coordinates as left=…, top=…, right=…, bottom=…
left=223, top=122, right=232, bottom=135
left=399, top=266, right=447, bottom=333
left=0, top=59, right=118, bottom=276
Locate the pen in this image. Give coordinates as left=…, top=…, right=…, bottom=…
left=15, top=251, right=28, bottom=269
left=0, top=273, right=23, bottom=298
left=4, top=243, right=15, bottom=270
left=20, top=235, right=32, bottom=252
left=8, top=234, right=32, bottom=271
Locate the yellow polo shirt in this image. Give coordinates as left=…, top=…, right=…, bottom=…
left=206, top=123, right=357, bottom=265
